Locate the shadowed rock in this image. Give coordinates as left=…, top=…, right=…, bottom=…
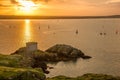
left=45, top=44, right=91, bottom=60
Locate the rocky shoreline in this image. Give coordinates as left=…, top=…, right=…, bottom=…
left=0, top=43, right=119, bottom=80
left=12, top=44, right=91, bottom=73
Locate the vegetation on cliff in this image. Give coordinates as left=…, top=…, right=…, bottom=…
left=0, top=54, right=46, bottom=80
left=0, top=54, right=24, bottom=67
left=0, top=66, right=45, bottom=80
left=0, top=43, right=119, bottom=80
left=47, top=73, right=120, bottom=80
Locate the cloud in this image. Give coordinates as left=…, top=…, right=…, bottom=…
left=10, top=0, right=52, bottom=4
left=0, top=4, right=12, bottom=7
left=10, top=0, right=18, bottom=4
left=105, top=0, right=120, bottom=7
left=0, top=0, right=120, bottom=16
left=107, top=0, right=120, bottom=3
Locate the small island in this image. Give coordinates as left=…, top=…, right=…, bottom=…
left=0, top=42, right=119, bottom=80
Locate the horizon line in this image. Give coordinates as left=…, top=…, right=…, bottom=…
left=0, top=15, right=120, bottom=19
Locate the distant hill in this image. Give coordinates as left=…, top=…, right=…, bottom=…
left=0, top=15, right=120, bottom=19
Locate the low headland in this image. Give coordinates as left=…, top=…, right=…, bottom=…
left=0, top=15, right=120, bottom=19
left=0, top=42, right=119, bottom=80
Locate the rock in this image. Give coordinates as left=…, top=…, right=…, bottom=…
left=46, top=44, right=81, bottom=57
left=12, top=47, right=26, bottom=56
left=32, top=61, right=49, bottom=74
left=45, top=44, right=91, bottom=60
left=81, top=55, right=92, bottom=59
left=0, top=66, right=46, bottom=80
left=12, top=44, right=91, bottom=62
left=48, top=66, right=54, bottom=69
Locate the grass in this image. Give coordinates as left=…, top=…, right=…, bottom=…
left=47, top=73, right=120, bottom=80
left=0, top=54, right=23, bottom=67
left=0, top=66, right=45, bottom=80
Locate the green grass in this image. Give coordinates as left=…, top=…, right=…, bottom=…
left=47, top=73, right=120, bottom=80
left=0, top=54, right=23, bottom=67
left=0, top=66, right=45, bottom=80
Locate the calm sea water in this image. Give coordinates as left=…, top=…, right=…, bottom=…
left=0, top=19, right=120, bottom=77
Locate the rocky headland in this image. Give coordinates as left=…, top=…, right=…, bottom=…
left=0, top=42, right=119, bottom=80
left=12, top=44, right=92, bottom=62
left=11, top=44, right=91, bottom=73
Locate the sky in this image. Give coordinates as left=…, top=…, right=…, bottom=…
left=0, top=0, right=120, bottom=16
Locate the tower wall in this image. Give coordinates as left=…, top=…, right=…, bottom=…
left=26, top=42, right=38, bottom=54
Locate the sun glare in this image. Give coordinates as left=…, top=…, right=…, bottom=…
left=17, top=0, right=38, bottom=13
left=25, top=19, right=31, bottom=42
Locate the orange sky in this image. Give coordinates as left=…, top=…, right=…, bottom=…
left=0, top=0, right=120, bottom=16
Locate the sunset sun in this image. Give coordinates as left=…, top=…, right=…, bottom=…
left=17, top=0, right=38, bottom=13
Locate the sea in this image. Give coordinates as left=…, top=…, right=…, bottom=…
left=0, top=18, right=120, bottom=77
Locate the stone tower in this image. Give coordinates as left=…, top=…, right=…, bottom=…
left=26, top=42, right=38, bottom=54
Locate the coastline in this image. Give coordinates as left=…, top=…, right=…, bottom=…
left=0, top=15, right=120, bottom=19
left=0, top=42, right=119, bottom=80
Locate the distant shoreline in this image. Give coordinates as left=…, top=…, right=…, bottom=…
left=0, top=15, right=120, bottom=19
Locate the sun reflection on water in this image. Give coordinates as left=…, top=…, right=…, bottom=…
left=24, top=19, right=31, bottom=42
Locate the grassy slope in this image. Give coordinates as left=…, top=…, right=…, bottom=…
left=0, top=54, right=23, bottom=67
left=47, top=73, right=120, bottom=80
left=0, top=54, right=46, bottom=80
left=0, top=66, right=45, bottom=80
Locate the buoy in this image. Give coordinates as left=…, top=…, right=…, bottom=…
left=48, top=25, right=50, bottom=29
left=104, top=33, right=106, bottom=35
left=39, top=26, right=40, bottom=30
left=76, top=29, right=78, bottom=34
left=100, top=33, right=103, bottom=35
left=116, top=30, right=118, bottom=34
